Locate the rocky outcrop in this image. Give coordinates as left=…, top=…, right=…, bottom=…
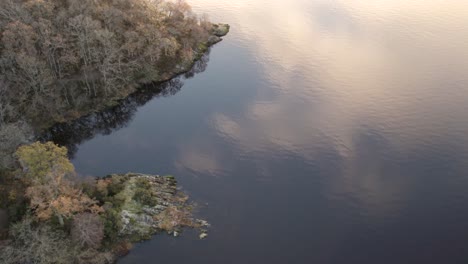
left=208, top=23, right=231, bottom=45
left=102, top=173, right=209, bottom=242
left=212, top=23, right=230, bottom=37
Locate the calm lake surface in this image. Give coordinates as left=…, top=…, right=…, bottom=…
left=53, top=0, right=468, bottom=263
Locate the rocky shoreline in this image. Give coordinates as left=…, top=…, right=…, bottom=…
left=98, top=173, right=209, bottom=262
left=110, top=173, right=208, bottom=239
left=0, top=142, right=211, bottom=264
left=0, top=21, right=229, bottom=264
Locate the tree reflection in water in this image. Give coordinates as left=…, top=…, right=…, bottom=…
left=40, top=51, right=211, bottom=158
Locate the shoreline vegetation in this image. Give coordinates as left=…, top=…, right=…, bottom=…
left=1, top=142, right=209, bottom=264
left=0, top=0, right=229, bottom=169
left=0, top=0, right=229, bottom=263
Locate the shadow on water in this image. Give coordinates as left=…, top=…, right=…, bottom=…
left=40, top=51, right=211, bottom=158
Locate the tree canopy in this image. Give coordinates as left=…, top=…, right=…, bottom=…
left=16, top=142, right=102, bottom=226
left=0, top=0, right=214, bottom=127
left=2, top=142, right=205, bottom=263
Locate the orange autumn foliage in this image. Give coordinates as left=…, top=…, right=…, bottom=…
left=16, top=142, right=102, bottom=224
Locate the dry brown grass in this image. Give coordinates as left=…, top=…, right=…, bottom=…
left=155, top=206, right=195, bottom=232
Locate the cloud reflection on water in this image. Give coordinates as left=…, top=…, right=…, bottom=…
left=181, top=0, right=468, bottom=217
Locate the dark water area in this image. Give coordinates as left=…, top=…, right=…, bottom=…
left=49, top=1, right=468, bottom=263
left=42, top=52, right=211, bottom=157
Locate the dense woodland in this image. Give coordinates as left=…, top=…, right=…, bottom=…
left=0, top=0, right=226, bottom=262
left=0, top=0, right=213, bottom=125
left=0, top=0, right=226, bottom=169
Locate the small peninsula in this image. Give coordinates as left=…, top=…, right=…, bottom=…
left=1, top=142, right=208, bottom=263
left=0, top=0, right=228, bottom=263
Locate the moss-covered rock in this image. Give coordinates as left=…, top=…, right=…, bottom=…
left=212, top=23, right=230, bottom=37
left=98, top=173, right=208, bottom=245
left=0, top=144, right=211, bottom=263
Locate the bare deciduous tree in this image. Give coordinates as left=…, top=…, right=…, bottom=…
left=0, top=0, right=217, bottom=165
left=71, top=213, right=105, bottom=249
left=0, top=219, right=77, bottom=264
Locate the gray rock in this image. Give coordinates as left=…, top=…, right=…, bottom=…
left=111, top=173, right=209, bottom=241
left=196, top=219, right=211, bottom=227
left=212, top=23, right=230, bottom=37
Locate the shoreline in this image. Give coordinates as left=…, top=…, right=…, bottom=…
left=36, top=23, right=230, bottom=134
left=0, top=24, right=229, bottom=263
left=0, top=23, right=229, bottom=170
left=97, top=173, right=209, bottom=263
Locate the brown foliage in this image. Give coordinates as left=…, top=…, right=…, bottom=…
left=17, top=142, right=103, bottom=224
left=113, top=241, right=133, bottom=257
left=26, top=182, right=103, bottom=222
left=71, top=213, right=104, bottom=249
left=156, top=206, right=194, bottom=231
left=0, top=0, right=214, bottom=127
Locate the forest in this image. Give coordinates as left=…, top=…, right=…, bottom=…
left=0, top=0, right=228, bottom=168
left=0, top=0, right=227, bottom=263
left=0, top=0, right=215, bottom=123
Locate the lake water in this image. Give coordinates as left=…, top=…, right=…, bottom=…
left=50, top=0, right=468, bottom=263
